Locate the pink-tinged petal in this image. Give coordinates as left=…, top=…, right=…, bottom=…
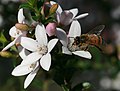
left=9, top=26, right=22, bottom=38
left=56, top=12, right=61, bottom=23
left=40, top=53, right=51, bottom=71
left=60, top=11, right=73, bottom=26
left=24, top=67, right=39, bottom=89
left=72, top=51, right=92, bottom=59
left=35, top=24, right=48, bottom=45
left=68, top=20, right=81, bottom=38
left=2, top=39, right=17, bottom=51
left=18, top=46, right=30, bottom=59
left=62, top=46, right=72, bottom=55
left=21, top=52, right=42, bottom=65
left=57, top=5, right=63, bottom=14
left=18, top=8, right=25, bottom=23
left=50, top=1, right=63, bottom=14
left=56, top=28, right=68, bottom=47
left=69, top=8, right=78, bottom=19
left=12, top=64, right=33, bottom=76
left=68, top=37, right=74, bottom=46
left=22, top=31, right=27, bottom=37
left=21, top=37, right=38, bottom=51
left=74, top=13, right=89, bottom=20
left=46, top=23, right=57, bottom=36
left=48, top=39, right=58, bottom=53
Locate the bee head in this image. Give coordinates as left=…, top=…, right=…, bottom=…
left=73, top=36, right=80, bottom=45
left=80, top=35, right=87, bottom=43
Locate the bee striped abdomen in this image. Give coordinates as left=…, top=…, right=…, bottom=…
left=88, top=34, right=102, bottom=46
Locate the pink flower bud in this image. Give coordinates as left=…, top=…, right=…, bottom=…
left=46, top=23, right=57, bottom=36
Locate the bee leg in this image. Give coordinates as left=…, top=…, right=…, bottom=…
left=84, top=46, right=89, bottom=51
left=95, top=45, right=103, bottom=52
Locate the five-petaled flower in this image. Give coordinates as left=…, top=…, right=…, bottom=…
left=19, top=24, right=58, bottom=71
left=2, top=8, right=28, bottom=51
left=56, top=20, right=92, bottom=59
left=12, top=48, right=39, bottom=89
left=50, top=1, right=89, bottom=26
left=12, top=24, right=58, bottom=89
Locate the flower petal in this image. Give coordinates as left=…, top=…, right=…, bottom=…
left=68, top=20, right=81, bottom=38
left=72, top=51, right=92, bottom=59
left=2, top=39, right=16, bottom=51
left=74, top=13, right=89, bottom=20
left=9, top=26, right=22, bottom=38
left=40, top=53, right=51, bottom=71
left=56, top=12, right=61, bottom=24
left=60, top=11, right=73, bottom=26
left=18, top=8, right=25, bottom=23
left=69, top=8, right=78, bottom=19
left=18, top=46, right=30, bottom=59
left=21, top=37, right=38, bottom=51
left=12, top=64, right=33, bottom=76
left=48, top=39, right=58, bottom=53
left=56, top=28, right=68, bottom=46
left=62, top=46, right=72, bottom=55
left=21, top=52, right=42, bottom=65
left=24, top=67, right=39, bottom=89
left=35, top=24, right=48, bottom=45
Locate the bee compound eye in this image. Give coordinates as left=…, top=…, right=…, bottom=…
left=80, top=37, right=86, bottom=43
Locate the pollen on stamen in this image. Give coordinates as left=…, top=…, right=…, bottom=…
left=37, top=45, right=48, bottom=55
left=30, top=64, right=36, bottom=69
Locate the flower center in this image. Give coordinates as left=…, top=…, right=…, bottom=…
left=68, top=44, right=80, bottom=52
left=37, top=45, right=48, bottom=55
left=29, top=63, right=37, bottom=71
left=30, top=63, right=36, bottom=69
left=68, top=41, right=80, bottom=52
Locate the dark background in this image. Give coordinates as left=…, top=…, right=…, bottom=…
left=0, top=0, right=120, bottom=91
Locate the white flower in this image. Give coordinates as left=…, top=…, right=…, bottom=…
left=20, top=24, right=58, bottom=71
left=50, top=1, right=88, bottom=26
left=56, top=20, right=92, bottom=59
left=12, top=24, right=58, bottom=89
left=2, top=8, right=27, bottom=51
left=12, top=48, right=40, bottom=89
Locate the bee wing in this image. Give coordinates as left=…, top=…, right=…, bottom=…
left=88, top=25, right=105, bottom=35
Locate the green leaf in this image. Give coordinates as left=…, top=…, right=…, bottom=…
left=37, top=0, right=45, bottom=9
left=10, top=46, right=18, bottom=52
left=32, top=16, right=40, bottom=21
left=19, top=3, right=33, bottom=10
left=28, top=0, right=38, bottom=5
left=44, top=17, right=55, bottom=24
left=0, top=31, right=7, bottom=43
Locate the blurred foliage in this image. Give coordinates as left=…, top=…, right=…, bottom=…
left=0, top=0, right=120, bottom=91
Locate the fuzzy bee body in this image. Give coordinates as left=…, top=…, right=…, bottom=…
left=71, top=25, right=105, bottom=51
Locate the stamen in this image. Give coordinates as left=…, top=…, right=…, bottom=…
left=30, top=63, right=36, bottom=69
left=37, top=45, right=48, bottom=55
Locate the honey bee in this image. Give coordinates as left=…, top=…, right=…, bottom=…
left=71, top=25, right=106, bottom=51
